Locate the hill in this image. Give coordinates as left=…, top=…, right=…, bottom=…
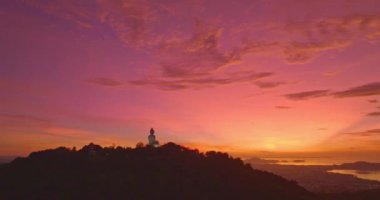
left=0, top=142, right=315, bottom=200
left=323, top=189, right=380, bottom=200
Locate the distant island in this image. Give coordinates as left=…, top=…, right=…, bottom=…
left=1, top=143, right=380, bottom=200
left=247, top=158, right=380, bottom=194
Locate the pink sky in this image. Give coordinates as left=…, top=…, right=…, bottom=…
left=1, top=0, right=380, bottom=160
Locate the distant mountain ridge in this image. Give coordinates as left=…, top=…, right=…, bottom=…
left=335, top=161, right=380, bottom=170
left=0, top=143, right=315, bottom=200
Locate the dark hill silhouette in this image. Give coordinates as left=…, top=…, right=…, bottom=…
left=0, top=142, right=316, bottom=200
left=323, top=189, right=380, bottom=200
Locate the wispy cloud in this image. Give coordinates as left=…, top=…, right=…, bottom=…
left=127, top=19, right=277, bottom=90
left=129, top=71, right=273, bottom=91
left=24, top=1, right=380, bottom=64
left=13, top=1, right=289, bottom=89
left=42, top=127, right=98, bottom=139
left=0, top=113, right=53, bottom=130
left=367, top=112, right=380, bottom=116
left=254, top=81, right=286, bottom=89
left=284, top=90, right=330, bottom=100
left=21, top=1, right=380, bottom=92
left=333, top=82, right=380, bottom=98
left=0, top=113, right=50, bottom=124
left=275, top=106, right=292, bottom=109
left=232, top=14, right=380, bottom=64
left=368, top=99, right=378, bottom=103
left=158, top=20, right=240, bottom=78
left=0, top=113, right=125, bottom=142
left=283, top=41, right=349, bottom=64
left=344, top=128, right=380, bottom=137
left=25, top=0, right=96, bottom=29
left=25, top=0, right=159, bottom=48
left=281, top=15, right=380, bottom=63
left=97, top=0, right=158, bottom=48
left=284, top=82, right=380, bottom=101
left=88, top=77, right=122, bottom=87
left=322, top=70, right=341, bottom=77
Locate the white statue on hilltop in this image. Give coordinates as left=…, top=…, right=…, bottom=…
left=148, top=128, right=159, bottom=147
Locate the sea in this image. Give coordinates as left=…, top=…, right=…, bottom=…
left=262, top=156, right=380, bottom=181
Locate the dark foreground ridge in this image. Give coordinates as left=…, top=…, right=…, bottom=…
left=0, top=142, right=314, bottom=200
left=0, top=143, right=379, bottom=200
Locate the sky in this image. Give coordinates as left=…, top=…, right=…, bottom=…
left=1, top=0, right=380, bottom=160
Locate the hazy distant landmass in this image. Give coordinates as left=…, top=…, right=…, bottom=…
left=247, top=158, right=380, bottom=193
left=336, top=161, right=380, bottom=171
left=0, top=143, right=314, bottom=200
left=0, top=156, right=15, bottom=164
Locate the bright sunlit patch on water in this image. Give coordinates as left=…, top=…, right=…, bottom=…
left=328, top=170, right=380, bottom=181
left=257, top=155, right=380, bottom=166
left=261, top=157, right=350, bottom=165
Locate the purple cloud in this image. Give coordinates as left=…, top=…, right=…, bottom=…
left=88, top=77, right=122, bottom=87
left=129, top=71, right=273, bottom=91
left=367, top=112, right=380, bottom=117
left=284, top=90, right=330, bottom=100
left=334, top=82, right=380, bottom=98
left=254, top=81, right=286, bottom=89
